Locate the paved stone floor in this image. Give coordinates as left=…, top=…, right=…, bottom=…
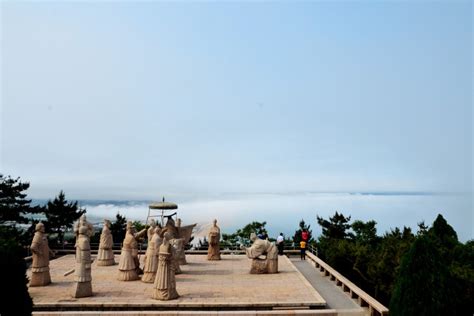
left=290, top=258, right=365, bottom=314
left=28, top=254, right=326, bottom=311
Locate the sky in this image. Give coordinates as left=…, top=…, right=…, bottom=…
left=1, top=1, right=472, bottom=238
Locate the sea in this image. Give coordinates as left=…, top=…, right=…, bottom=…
left=33, top=192, right=473, bottom=243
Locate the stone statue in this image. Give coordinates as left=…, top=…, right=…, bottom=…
left=97, top=219, right=115, bottom=266
left=161, top=217, right=196, bottom=265
left=152, top=232, right=179, bottom=300
left=170, top=238, right=184, bottom=272
left=72, top=225, right=93, bottom=297
left=162, top=217, right=179, bottom=239
left=244, top=233, right=278, bottom=274
left=147, top=219, right=157, bottom=241
left=207, top=219, right=221, bottom=260
left=29, top=222, right=53, bottom=286
left=118, top=221, right=147, bottom=281
left=74, top=214, right=94, bottom=240
left=142, top=225, right=162, bottom=283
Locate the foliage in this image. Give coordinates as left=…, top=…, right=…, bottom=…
left=292, top=219, right=314, bottom=244
left=0, top=174, right=41, bottom=225
left=110, top=213, right=127, bottom=244
left=44, top=190, right=85, bottom=245
left=317, top=211, right=353, bottom=240
left=197, top=236, right=209, bottom=250
left=132, top=220, right=146, bottom=232
left=222, top=221, right=267, bottom=246
left=390, top=235, right=453, bottom=316
left=222, top=221, right=268, bottom=247
left=316, top=212, right=473, bottom=314
left=0, top=227, right=33, bottom=315
left=367, top=227, right=414, bottom=303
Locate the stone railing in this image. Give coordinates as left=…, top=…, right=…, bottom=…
left=306, top=245, right=389, bottom=316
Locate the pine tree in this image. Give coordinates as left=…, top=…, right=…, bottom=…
left=110, top=213, right=127, bottom=244
left=390, top=235, right=453, bottom=316
left=317, top=211, right=353, bottom=240
left=0, top=230, right=33, bottom=315
left=0, top=174, right=38, bottom=224
left=293, top=219, right=313, bottom=244
left=44, top=191, right=85, bottom=245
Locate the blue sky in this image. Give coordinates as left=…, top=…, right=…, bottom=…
left=1, top=1, right=472, bottom=204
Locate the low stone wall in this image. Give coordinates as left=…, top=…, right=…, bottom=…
left=305, top=251, right=389, bottom=316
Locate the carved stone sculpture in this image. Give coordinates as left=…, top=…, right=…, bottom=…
left=161, top=217, right=196, bottom=266
left=74, top=214, right=94, bottom=239
left=207, top=219, right=221, bottom=260
left=244, top=233, right=278, bottom=274
left=29, top=222, right=52, bottom=286
left=142, top=226, right=162, bottom=283
left=72, top=225, right=93, bottom=298
left=97, top=219, right=115, bottom=266
left=152, top=232, right=179, bottom=300
left=170, top=238, right=183, bottom=274
left=118, top=221, right=147, bottom=281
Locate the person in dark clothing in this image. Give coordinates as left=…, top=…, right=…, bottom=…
left=276, top=233, right=284, bottom=255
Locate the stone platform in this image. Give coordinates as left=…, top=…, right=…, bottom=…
left=28, top=254, right=326, bottom=312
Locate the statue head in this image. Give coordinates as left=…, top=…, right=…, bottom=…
left=250, top=232, right=257, bottom=242
left=163, top=231, right=173, bottom=241
left=176, top=218, right=181, bottom=227
left=154, top=226, right=162, bottom=235
left=165, top=217, right=175, bottom=227
left=103, top=219, right=111, bottom=229
left=148, top=219, right=156, bottom=227
left=126, top=221, right=134, bottom=232
left=80, top=214, right=87, bottom=223
left=35, top=222, right=45, bottom=233
left=213, top=219, right=217, bottom=226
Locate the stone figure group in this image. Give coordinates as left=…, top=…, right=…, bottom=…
left=28, top=214, right=279, bottom=302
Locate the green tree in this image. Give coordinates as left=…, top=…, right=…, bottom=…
left=450, top=240, right=474, bottom=314
left=222, top=221, right=267, bottom=246
left=293, top=219, right=313, bottom=244
left=429, top=214, right=458, bottom=249
left=0, top=174, right=39, bottom=224
left=0, top=227, right=33, bottom=315
left=110, top=213, right=127, bottom=244
left=367, top=227, right=414, bottom=305
left=390, top=235, right=453, bottom=316
left=132, top=220, right=146, bottom=232
left=235, top=221, right=267, bottom=242
left=351, top=220, right=378, bottom=245
left=317, top=211, right=353, bottom=240
left=351, top=220, right=379, bottom=292
left=44, top=191, right=85, bottom=245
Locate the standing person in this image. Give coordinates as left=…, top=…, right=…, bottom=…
left=300, top=239, right=307, bottom=260
left=276, top=233, right=284, bottom=256
left=301, top=229, right=309, bottom=242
